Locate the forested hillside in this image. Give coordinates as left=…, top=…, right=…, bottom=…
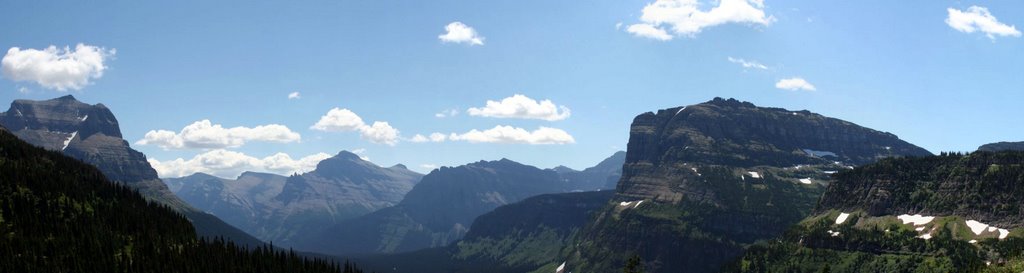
left=0, top=128, right=362, bottom=273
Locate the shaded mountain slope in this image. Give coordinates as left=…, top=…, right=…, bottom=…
left=0, top=95, right=263, bottom=247
left=0, top=126, right=354, bottom=273
left=729, top=151, right=1024, bottom=273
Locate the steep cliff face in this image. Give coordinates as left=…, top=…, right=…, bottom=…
left=618, top=97, right=932, bottom=203
left=0, top=96, right=264, bottom=247
left=563, top=98, right=932, bottom=273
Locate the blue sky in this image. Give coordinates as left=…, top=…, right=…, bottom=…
left=1, top=0, right=1022, bottom=178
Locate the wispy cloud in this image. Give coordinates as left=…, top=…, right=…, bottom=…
left=288, top=91, right=301, bottom=99
left=448, top=126, right=575, bottom=145
left=727, top=57, right=768, bottom=70
left=946, top=6, right=1021, bottom=39
left=435, top=108, right=459, bottom=118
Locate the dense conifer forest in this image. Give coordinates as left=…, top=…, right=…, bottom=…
left=0, top=129, right=364, bottom=273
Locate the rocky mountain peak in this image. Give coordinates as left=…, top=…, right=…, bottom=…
left=3, top=95, right=122, bottom=141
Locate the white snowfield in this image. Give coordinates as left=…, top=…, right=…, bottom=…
left=691, top=167, right=701, bottom=176
left=675, top=107, right=686, bottom=115
left=919, top=234, right=932, bottom=240
left=799, top=178, right=812, bottom=184
left=555, top=262, right=566, bottom=273
left=835, top=212, right=851, bottom=225
left=897, top=214, right=935, bottom=226
left=827, top=230, right=840, bottom=237
left=80, top=115, right=88, bottom=121
left=823, top=171, right=837, bottom=174
left=966, top=220, right=1010, bottom=239
left=747, top=171, right=761, bottom=179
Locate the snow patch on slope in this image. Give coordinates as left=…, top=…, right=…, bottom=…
left=897, top=214, right=935, bottom=226
left=835, top=212, right=850, bottom=224
left=62, top=131, right=78, bottom=150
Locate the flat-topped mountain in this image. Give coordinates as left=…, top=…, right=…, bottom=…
left=618, top=97, right=931, bottom=202
left=0, top=96, right=264, bottom=247
left=562, top=98, right=933, bottom=273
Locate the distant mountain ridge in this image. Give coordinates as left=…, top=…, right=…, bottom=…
left=165, top=150, right=423, bottom=247
left=979, top=141, right=1024, bottom=152
left=356, top=190, right=615, bottom=273
left=0, top=95, right=264, bottom=247
left=293, top=153, right=625, bottom=256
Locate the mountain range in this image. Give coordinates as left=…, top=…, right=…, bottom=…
left=291, top=154, right=624, bottom=256
left=9, top=95, right=1022, bottom=273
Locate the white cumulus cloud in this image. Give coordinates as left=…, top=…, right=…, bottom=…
left=448, top=125, right=575, bottom=145
left=946, top=6, right=1021, bottom=39
left=727, top=57, right=768, bottom=70
left=311, top=108, right=400, bottom=145
left=136, top=120, right=301, bottom=150
left=1, top=43, right=115, bottom=91
left=775, top=77, right=816, bottom=91
left=627, top=0, right=774, bottom=40
left=148, top=149, right=331, bottom=178
left=288, top=92, right=301, bottom=99
left=467, top=94, right=571, bottom=121
left=438, top=22, right=485, bottom=45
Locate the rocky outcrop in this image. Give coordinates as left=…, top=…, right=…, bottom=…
left=0, top=96, right=264, bottom=247
left=978, top=141, right=1024, bottom=152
